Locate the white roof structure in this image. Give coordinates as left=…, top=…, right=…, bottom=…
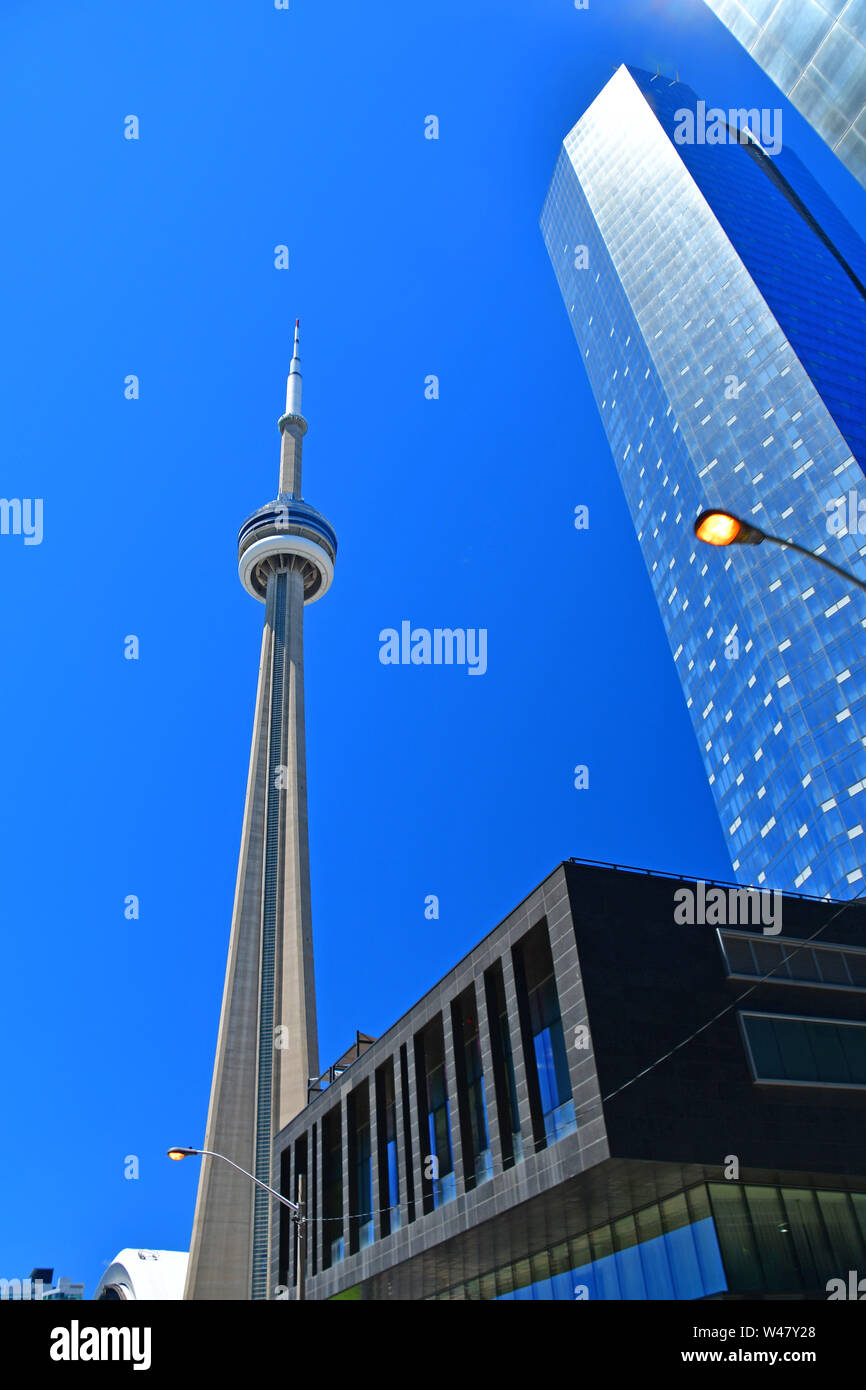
left=93, top=1249, right=188, bottom=1301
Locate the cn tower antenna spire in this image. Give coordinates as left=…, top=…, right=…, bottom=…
left=278, top=317, right=307, bottom=496
left=285, top=318, right=302, bottom=417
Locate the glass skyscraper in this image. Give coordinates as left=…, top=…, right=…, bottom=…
left=540, top=65, right=866, bottom=900
left=702, top=0, right=866, bottom=189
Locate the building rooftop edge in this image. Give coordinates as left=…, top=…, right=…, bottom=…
left=284, top=856, right=863, bottom=1132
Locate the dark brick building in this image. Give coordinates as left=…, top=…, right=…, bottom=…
left=272, top=860, right=866, bottom=1300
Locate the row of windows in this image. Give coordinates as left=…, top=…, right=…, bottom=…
left=428, top=1181, right=866, bottom=1300
left=720, top=929, right=866, bottom=990
left=431, top=1186, right=723, bottom=1301
left=278, top=919, right=577, bottom=1285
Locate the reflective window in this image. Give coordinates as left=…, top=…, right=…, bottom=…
left=740, top=1010, right=866, bottom=1086
left=321, top=1107, right=343, bottom=1268
left=514, top=922, right=576, bottom=1148
left=375, top=1060, right=401, bottom=1237
left=484, top=962, right=523, bottom=1166
left=452, top=987, right=493, bottom=1189
left=429, top=1186, right=726, bottom=1301
left=426, top=1181, right=866, bottom=1299
left=720, top=930, right=866, bottom=992
left=310, top=1124, right=318, bottom=1277
left=415, top=1016, right=456, bottom=1212
left=292, top=1135, right=307, bottom=1288
left=399, top=1045, right=416, bottom=1224
left=708, top=1182, right=866, bottom=1294
left=347, top=1083, right=373, bottom=1254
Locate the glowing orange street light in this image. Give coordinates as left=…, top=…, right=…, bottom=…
left=694, top=509, right=763, bottom=547
left=693, top=507, right=866, bottom=593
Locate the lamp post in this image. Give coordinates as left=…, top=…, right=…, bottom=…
left=167, top=1147, right=304, bottom=1300
left=694, top=509, right=866, bottom=595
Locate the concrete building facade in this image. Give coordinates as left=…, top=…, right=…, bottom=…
left=272, top=861, right=866, bottom=1300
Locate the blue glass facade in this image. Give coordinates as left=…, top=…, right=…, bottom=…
left=702, top=0, right=866, bottom=189
left=496, top=1219, right=727, bottom=1301
left=541, top=65, right=866, bottom=899
left=431, top=1181, right=866, bottom=1300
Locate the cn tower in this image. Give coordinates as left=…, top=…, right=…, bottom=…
left=184, top=324, right=337, bottom=1300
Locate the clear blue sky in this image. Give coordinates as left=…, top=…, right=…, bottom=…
left=1, top=0, right=864, bottom=1294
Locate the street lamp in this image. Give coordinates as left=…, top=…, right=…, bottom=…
left=168, top=1146, right=306, bottom=1300
left=167, top=1150, right=300, bottom=1217
left=694, top=508, right=866, bottom=594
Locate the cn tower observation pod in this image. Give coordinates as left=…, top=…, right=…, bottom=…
left=237, top=494, right=337, bottom=604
